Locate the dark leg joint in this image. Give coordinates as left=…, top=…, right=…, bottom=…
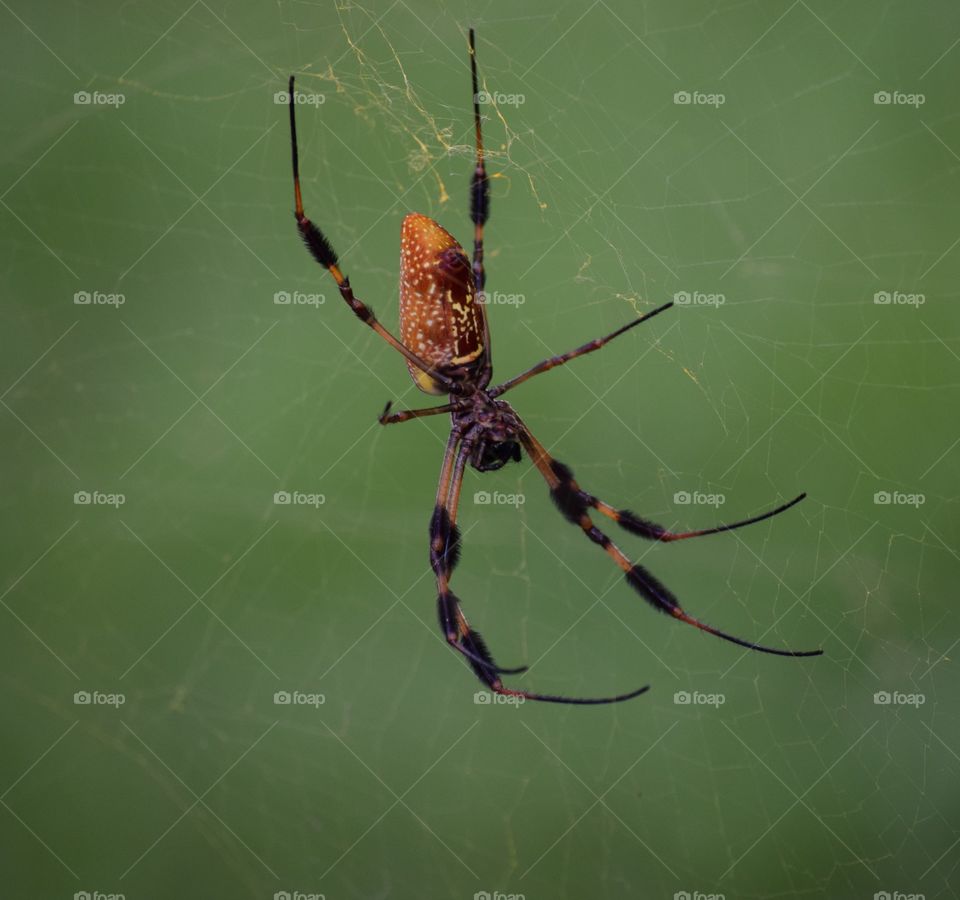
left=471, top=169, right=489, bottom=225
left=612, top=508, right=667, bottom=541
left=296, top=216, right=339, bottom=269
left=585, top=525, right=610, bottom=547
left=548, top=459, right=590, bottom=524
left=340, top=281, right=374, bottom=323
left=429, top=506, right=462, bottom=576
left=625, top=563, right=679, bottom=615
left=437, top=592, right=457, bottom=640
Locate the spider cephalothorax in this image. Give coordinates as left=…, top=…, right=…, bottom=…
left=288, top=29, right=822, bottom=705
left=448, top=393, right=523, bottom=472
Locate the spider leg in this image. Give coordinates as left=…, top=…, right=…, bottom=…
left=468, top=28, right=493, bottom=385
left=433, top=432, right=646, bottom=703
left=543, top=450, right=807, bottom=543
left=431, top=431, right=526, bottom=675
left=379, top=400, right=453, bottom=426
left=489, top=301, right=673, bottom=398
left=590, top=490, right=807, bottom=542
left=287, top=77, right=462, bottom=396
left=517, top=424, right=822, bottom=658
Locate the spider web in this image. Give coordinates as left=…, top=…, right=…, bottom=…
left=2, top=1, right=960, bottom=899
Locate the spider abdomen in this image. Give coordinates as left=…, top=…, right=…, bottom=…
left=400, top=213, right=486, bottom=394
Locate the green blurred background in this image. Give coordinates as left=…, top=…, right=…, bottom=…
left=2, top=1, right=959, bottom=897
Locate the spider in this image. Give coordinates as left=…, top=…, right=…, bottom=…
left=287, top=29, right=822, bottom=705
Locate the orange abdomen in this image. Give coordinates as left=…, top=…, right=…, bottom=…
left=400, top=213, right=486, bottom=394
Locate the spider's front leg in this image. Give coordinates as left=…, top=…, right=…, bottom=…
left=287, top=77, right=464, bottom=397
